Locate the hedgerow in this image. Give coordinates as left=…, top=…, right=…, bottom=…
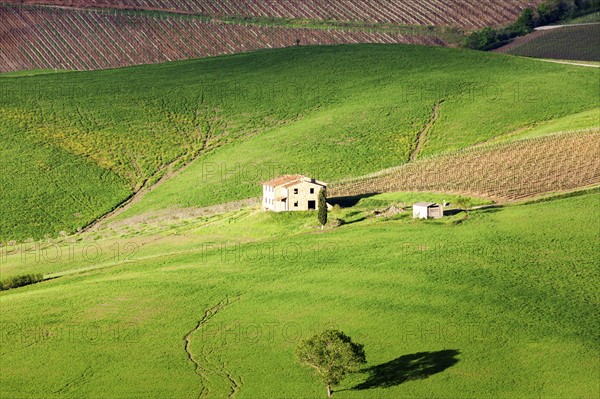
left=0, top=273, right=44, bottom=291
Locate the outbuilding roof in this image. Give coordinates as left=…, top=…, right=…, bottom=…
left=413, top=202, right=437, bottom=207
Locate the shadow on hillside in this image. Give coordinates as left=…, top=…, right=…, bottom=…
left=353, top=349, right=460, bottom=390
left=445, top=204, right=504, bottom=217
left=472, top=206, right=503, bottom=214
left=339, top=215, right=367, bottom=226
left=443, top=209, right=463, bottom=216
left=328, top=193, right=379, bottom=208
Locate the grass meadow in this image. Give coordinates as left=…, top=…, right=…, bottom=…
left=488, top=107, right=600, bottom=142
left=1, top=190, right=598, bottom=398
left=0, top=120, right=131, bottom=241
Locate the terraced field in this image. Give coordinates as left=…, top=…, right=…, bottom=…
left=11, top=0, right=543, bottom=28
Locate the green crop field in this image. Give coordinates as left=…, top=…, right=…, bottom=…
left=2, top=44, right=599, bottom=241
left=491, top=107, right=600, bottom=141
left=1, top=189, right=598, bottom=398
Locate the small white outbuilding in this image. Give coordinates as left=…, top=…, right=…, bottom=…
left=413, top=202, right=444, bottom=219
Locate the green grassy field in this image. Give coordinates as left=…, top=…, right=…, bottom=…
left=562, top=11, right=600, bottom=24
left=1, top=44, right=599, bottom=241
left=482, top=108, right=599, bottom=143
left=0, top=119, right=131, bottom=241
left=110, top=47, right=599, bottom=221
left=1, top=189, right=598, bottom=398
left=0, top=69, right=71, bottom=78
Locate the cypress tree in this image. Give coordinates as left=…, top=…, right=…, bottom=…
left=318, top=188, right=327, bottom=230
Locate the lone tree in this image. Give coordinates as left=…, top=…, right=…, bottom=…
left=318, top=188, right=328, bottom=230
left=296, top=330, right=366, bottom=398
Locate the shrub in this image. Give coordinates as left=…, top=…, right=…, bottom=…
left=0, top=274, right=44, bottom=291
left=464, top=0, right=599, bottom=50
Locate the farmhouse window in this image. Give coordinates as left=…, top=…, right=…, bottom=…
left=294, top=202, right=298, bottom=207
left=294, top=188, right=299, bottom=194
left=310, top=188, right=314, bottom=194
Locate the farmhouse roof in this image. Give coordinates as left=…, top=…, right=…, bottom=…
left=413, top=202, right=437, bottom=207
left=262, top=175, right=304, bottom=187
left=282, top=179, right=327, bottom=188
left=263, top=175, right=327, bottom=188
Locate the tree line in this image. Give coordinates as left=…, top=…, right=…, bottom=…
left=465, top=0, right=600, bottom=50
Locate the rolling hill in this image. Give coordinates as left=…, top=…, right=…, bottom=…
left=1, top=186, right=598, bottom=398
left=1, top=0, right=552, bottom=72
left=329, top=130, right=600, bottom=202
left=1, top=6, right=599, bottom=397
left=1, top=44, right=599, bottom=242
left=10, top=0, right=544, bottom=28
left=0, top=4, right=447, bottom=72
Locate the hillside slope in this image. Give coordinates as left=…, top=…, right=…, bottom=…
left=111, top=45, right=599, bottom=220
left=1, top=190, right=598, bottom=398
left=0, top=5, right=447, bottom=73
left=494, top=24, right=600, bottom=61
left=1, top=44, right=598, bottom=241
left=10, top=0, right=543, bottom=28
left=0, top=119, right=131, bottom=240
left=329, top=131, right=600, bottom=202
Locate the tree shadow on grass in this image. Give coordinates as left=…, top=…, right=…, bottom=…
left=353, top=349, right=460, bottom=390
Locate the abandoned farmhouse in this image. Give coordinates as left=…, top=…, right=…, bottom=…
left=262, top=175, right=327, bottom=212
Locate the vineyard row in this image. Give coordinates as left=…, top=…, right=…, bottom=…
left=11, top=0, right=544, bottom=29
left=329, top=131, right=600, bottom=202
left=0, top=5, right=446, bottom=72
